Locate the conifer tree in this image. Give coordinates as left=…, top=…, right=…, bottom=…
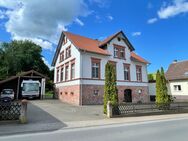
left=103, top=63, right=118, bottom=114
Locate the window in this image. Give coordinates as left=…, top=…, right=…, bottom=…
left=65, top=64, right=69, bottom=81
left=120, top=48, right=125, bottom=59
left=93, top=90, right=99, bottom=96
left=113, top=44, right=125, bottom=59
left=136, top=66, right=142, bottom=82
left=71, top=63, right=75, bottom=80
left=109, top=61, right=117, bottom=75
left=60, top=66, right=64, bottom=81
left=56, top=69, right=59, bottom=83
left=63, top=37, right=67, bottom=45
left=117, top=37, right=121, bottom=41
left=66, top=46, right=71, bottom=59
left=174, top=85, right=181, bottom=91
left=91, top=58, right=101, bottom=79
left=124, top=64, right=130, bottom=81
left=114, top=47, right=118, bottom=58
left=59, top=51, right=64, bottom=62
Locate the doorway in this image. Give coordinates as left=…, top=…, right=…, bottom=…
left=124, top=89, right=132, bottom=102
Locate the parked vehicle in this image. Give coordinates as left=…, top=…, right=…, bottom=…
left=0, top=89, right=14, bottom=100
left=21, top=80, right=41, bottom=99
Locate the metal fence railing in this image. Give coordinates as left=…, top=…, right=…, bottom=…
left=112, top=102, right=188, bottom=116
left=0, top=101, right=21, bottom=120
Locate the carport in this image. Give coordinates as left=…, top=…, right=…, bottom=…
left=0, top=70, right=47, bottom=100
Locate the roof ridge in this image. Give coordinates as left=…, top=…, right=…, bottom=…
left=63, top=31, right=101, bottom=43
left=172, top=60, right=188, bottom=64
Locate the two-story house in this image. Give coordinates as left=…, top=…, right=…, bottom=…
left=52, top=31, right=150, bottom=105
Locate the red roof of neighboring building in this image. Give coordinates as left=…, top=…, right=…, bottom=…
left=52, top=31, right=149, bottom=66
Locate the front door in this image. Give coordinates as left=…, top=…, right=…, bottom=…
left=124, top=89, right=132, bottom=102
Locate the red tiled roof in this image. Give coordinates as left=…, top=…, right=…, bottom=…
left=64, top=32, right=110, bottom=55
left=99, top=31, right=122, bottom=47
left=52, top=31, right=149, bottom=66
left=131, top=52, right=149, bottom=64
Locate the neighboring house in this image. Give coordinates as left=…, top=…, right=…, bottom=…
left=52, top=31, right=150, bottom=105
left=166, top=60, right=188, bottom=102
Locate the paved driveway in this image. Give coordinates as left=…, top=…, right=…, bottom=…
left=30, top=100, right=105, bottom=123
left=0, top=103, right=65, bottom=136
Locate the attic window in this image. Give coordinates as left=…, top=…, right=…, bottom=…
left=117, top=37, right=121, bottom=41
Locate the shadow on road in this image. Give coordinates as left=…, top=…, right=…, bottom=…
left=0, top=103, right=66, bottom=136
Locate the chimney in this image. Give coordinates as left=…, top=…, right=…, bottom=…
left=173, top=60, right=178, bottom=63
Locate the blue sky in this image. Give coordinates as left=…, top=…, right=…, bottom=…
left=0, top=0, right=188, bottom=73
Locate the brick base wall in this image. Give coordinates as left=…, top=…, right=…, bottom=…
left=56, top=84, right=149, bottom=105
left=82, top=85, right=149, bottom=105
left=57, top=85, right=80, bottom=105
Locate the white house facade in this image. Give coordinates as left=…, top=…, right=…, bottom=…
left=166, top=60, right=188, bottom=102
left=52, top=31, right=150, bottom=105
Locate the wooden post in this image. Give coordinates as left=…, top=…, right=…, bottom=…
left=16, top=76, right=20, bottom=100
left=19, top=99, right=28, bottom=124
left=107, top=101, right=113, bottom=118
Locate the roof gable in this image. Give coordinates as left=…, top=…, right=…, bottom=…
left=166, top=60, right=188, bottom=80
left=99, top=31, right=135, bottom=51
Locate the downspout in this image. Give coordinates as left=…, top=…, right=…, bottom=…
left=80, top=50, right=83, bottom=105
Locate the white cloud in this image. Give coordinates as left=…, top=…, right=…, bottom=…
left=75, top=18, right=84, bottom=26
left=42, top=57, right=54, bottom=70
left=158, top=0, right=188, bottom=19
left=132, top=32, right=142, bottom=37
left=0, top=0, right=90, bottom=50
left=89, top=0, right=110, bottom=8
left=147, top=18, right=158, bottom=24
left=107, top=15, right=113, bottom=21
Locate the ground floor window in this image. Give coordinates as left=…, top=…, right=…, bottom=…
left=174, top=85, right=181, bottom=91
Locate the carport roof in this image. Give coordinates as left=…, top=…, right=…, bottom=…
left=0, top=70, right=48, bottom=84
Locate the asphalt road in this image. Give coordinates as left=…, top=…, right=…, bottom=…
left=1, top=117, right=188, bottom=141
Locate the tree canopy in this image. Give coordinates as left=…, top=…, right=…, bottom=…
left=0, top=40, right=50, bottom=80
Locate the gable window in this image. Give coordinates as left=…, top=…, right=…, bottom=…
left=65, top=64, right=69, bottom=81
left=71, top=61, right=75, bottom=80
left=59, top=51, right=64, bottom=62
left=136, top=65, right=142, bottom=82
left=120, top=48, right=125, bottom=59
left=174, top=85, right=181, bottom=91
left=91, top=58, right=101, bottom=79
left=66, top=46, right=71, bottom=59
left=56, top=68, right=59, bottom=83
left=63, top=37, right=68, bottom=45
left=114, top=47, right=118, bottom=58
left=113, top=44, right=125, bottom=59
left=60, top=66, right=64, bottom=82
left=124, top=64, right=130, bottom=81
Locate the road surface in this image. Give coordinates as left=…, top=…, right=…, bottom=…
left=1, top=117, right=188, bottom=141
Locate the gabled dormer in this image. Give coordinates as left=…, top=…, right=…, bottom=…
left=98, top=31, right=135, bottom=62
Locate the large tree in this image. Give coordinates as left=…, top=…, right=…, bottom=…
left=0, top=40, right=50, bottom=79
left=103, top=62, right=118, bottom=114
